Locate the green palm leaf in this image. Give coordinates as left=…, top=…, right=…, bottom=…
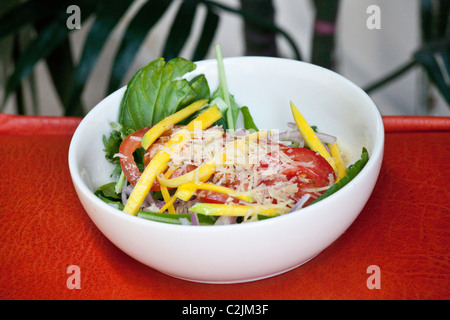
left=311, top=0, right=340, bottom=69
left=1, top=14, right=69, bottom=111
left=0, top=0, right=67, bottom=40
left=414, top=41, right=450, bottom=105
left=39, top=3, right=97, bottom=115
left=204, top=0, right=302, bottom=60
left=64, top=0, right=134, bottom=116
left=192, top=7, right=219, bottom=61
left=107, top=0, right=172, bottom=94
left=44, top=38, right=84, bottom=115
left=162, top=0, right=199, bottom=60
left=1, top=0, right=306, bottom=116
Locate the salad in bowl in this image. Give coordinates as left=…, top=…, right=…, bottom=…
left=95, top=45, right=369, bottom=226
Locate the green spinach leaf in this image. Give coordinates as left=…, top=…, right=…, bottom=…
left=241, top=106, right=259, bottom=131
left=308, top=147, right=370, bottom=205
left=95, top=186, right=217, bottom=225
left=212, top=44, right=241, bottom=130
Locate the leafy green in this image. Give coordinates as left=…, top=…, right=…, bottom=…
left=95, top=185, right=217, bottom=225
left=256, top=214, right=279, bottom=221
left=102, top=123, right=124, bottom=163
left=101, top=122, right=129, bottom=176
left=211, top=88, right=241, bottom=131
left=176, top=45, right=249, bottom=132
left=118, top=57, right=210, bottom=132
left=137, top=212, right=195, bottom=225
left=241, top=106, right=259, bottom=131
left=137, top=211, right=218, bottom=226
left=96, top=52, right=262, bottom=225
left=101, top=56, right=215, bottom=173
left=308, top=147, right=370, bottom=206
left=211, top=44, right=241, bottom=131
left=95, top=182, right=121, bottom=201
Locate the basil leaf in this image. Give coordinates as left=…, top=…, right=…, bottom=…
left=118, top=57, right=210, bottom=132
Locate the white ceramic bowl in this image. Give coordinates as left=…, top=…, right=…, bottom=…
left=68, top=57, right=384, bottom=283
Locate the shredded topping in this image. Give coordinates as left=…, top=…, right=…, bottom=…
left=142, top=125, right=334, bottom=209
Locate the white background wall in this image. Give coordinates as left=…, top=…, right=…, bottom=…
left=4, top=0, right=449, bottom=116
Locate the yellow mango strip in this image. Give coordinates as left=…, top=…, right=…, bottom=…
left=329, top=143, right=347, bottom=182
left=123, top=151, right=171, bottom=215
left=157, top=164, right=179, bottom=214
left=157, top=169, right=177, bottom=215
left=163, top=125, right=269, bottom=211
left=163, top=104, right=222, bottom=203
left=174, top=129, right=271, bottom=200
left=186, top=104, right=222, bottom=131
left=290, top=101, right=337, bottom=172
left=173, top=185, right=197, bottom=203
left=176, top=182, right=253, bottom=203
left=157, top=162, right=217, bottom=188
left=189, top=203, right=289, bottom=217
left=158, top=194, right=178, bottom=214
left=123, top=105, right=223, bottom=215
left=171, top=167, right=216, bottom=202
left=141, top=99, right=208, bottom=150
left=157, top=179, right=176, bottom=214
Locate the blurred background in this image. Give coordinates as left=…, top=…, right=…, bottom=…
left=1, top=0, right=449, bottom=117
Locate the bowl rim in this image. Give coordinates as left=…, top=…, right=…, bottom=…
left=68, top=56, right=385, bottom=232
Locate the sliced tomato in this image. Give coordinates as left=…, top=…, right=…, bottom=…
left=265, top=147, right=335, bottom=203
left=275, top=147, right=334, bottom=186
left=118, top=126, right=152, bottom=186
left=119, top=125, right=184, bottom=190
left=196, top=189, right=236, bottom=204
left=197, top=147, right=335, bottom=205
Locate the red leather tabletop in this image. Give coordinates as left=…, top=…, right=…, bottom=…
left=0, top=113, right=449, bottom=300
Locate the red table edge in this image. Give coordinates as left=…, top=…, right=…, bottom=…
left=1, top=113, right=450, bottom=134
left=0, top=113, right=82, bottom=135
left=382, top=115, right=450, bottom=132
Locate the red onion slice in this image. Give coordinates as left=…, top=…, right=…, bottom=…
left=289, top=194, right=311, bottom=213
left=214, top=216, right=237, bottom=225
left=315, top=132, right=337, bottom=145
left=190, top=212, right=200, bottom=226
